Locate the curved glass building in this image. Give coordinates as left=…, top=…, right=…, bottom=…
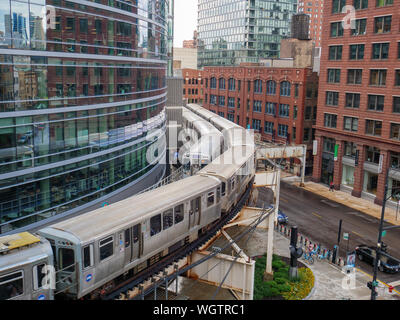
left=0, top=0, right=172, bottom=234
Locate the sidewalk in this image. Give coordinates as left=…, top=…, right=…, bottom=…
left=274, top=231, right=400, bottom=300
left=282, top=175, right=400, bottom=227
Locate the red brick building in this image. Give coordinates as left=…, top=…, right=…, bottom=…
left=182, top=68, right=204, bottom=104
left=202, top=64, right=319, bottom=172
left=312, top=0, right=400, bottom=207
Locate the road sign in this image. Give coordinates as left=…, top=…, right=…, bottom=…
left=334, top=144, right=339, bottom=161
left=382, top=231, right=387, bottom=238
left=343, top=233, right=349, bottom=240
left=313, top=140, right=318, bottom=156
left=378, top=154, right=384, bottom=174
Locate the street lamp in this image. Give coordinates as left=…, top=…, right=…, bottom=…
left=370, top=168, right=400, bottom=300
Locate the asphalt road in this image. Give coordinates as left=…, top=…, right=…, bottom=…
left=257, top=181, right=400, bottom=287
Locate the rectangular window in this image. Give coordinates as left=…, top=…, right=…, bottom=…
left=347, top=69, right=362, bottom=84
left=330, top=22, right=344, bottom=37
left=376, top=0, right=393, bottom=7
left=265, top=102, right=276, bottom=115
left=174, top=204, right=184, bottom=224
left=329, top=46, right=342, bottom=60
left=354, top=0, right=368, bottom=9
left=33, top=264, right=46, bottom=291
left=207, top=192, right=215, bottom=207
left=372, top=43, right=389, bottom=59
left=278, top=104, right=290, bottom=117
left=59, top=248, right=75, bottom=271
left=278, top=124, right=289, bottom=137
left=163, top=209, right=173, bottom=230
left=343, top=116, right=359, bottom=131
left=349, top=44, right=364, bottom=60
left=79, top=19, right=88, bottom=33
left=324, top=113, right=338, bottom=128
left=395, top=71, right=400, bottom=86
left=253, top=100, right=262, bottom=112
left=83, top=244, right=94, bottom=269
left=369, top=70, right=386, bottom=86
left=368, top=95, right=384, bottom=111
left=305, top=106, right=312, bottom=120
left=218, top=96, right=225, bottom=106
left=303, top=128, right=310, bottom=141
left=326, top=91, right=339, bottom=106
left=351, top=19, right=367, bottom=35
left=390, top=123, right=400, bottom=140
left=228, top=97, right=235, bottom=108
left=345, top=93, right=360, bottom=108
left=344, top=141, right=357, bottom=157
left=264, top=121, right=274, bottom=134
left=150, top=214, right=162, bottom=236
left=332, top=0, right=346, bottom=13
left=252, top=119, right=261, bottom=131
left=366, top=120, right=382, bottom=136
left=327, top=69, right=341, bottom=83
left=0, top=271, right=24, bottom=299
left=365, top=146, right=381, bottom=163
left=99, top=237, right=113, bottom=261
left=374, top=16, right=391, bottom=34
left=66, top=17, right=75, bottom=31
left=393, top=97, right=400, bottom=113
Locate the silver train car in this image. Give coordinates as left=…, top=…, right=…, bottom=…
left=181, top=109, right=224, bottom=175
left=0, top=105, right=256, bottom=300
left=0, top=232, right=54, bottom=300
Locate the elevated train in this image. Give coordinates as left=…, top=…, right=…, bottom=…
left=0, top=105, right=255, bottom=300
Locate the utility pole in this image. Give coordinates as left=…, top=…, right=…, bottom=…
left=371, top=168, right=389, bottom=300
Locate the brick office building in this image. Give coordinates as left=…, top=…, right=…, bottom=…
left=312, top=0, right=400, bottom=207
left=202, top=64, right=319, bottom=172
left=182, top=68, right=204, bottom=104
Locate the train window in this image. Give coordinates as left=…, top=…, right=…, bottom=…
left=59, top=248, right=75, bottom=272
left=231, top=177, right=235, bottom=191
left=125, top=229, right=131, bottom=248
left=99, top=237, right=114, bottom=261
left=163, top=209, right=173, bottom=230
left=174, top=204, right=184, bottom=224
left=132, top=225, right=139, bottom=243
left=191, top=197, right=201, bottom=213
left=221, top=183, right=226, bottom=196
left=33, top=264, right=46, bottom=291
left=216, top=187, right=221, bottom=203
left=0, top=271, right=24, bottom=299
left=207, top=192, right=215, bottom=207
left=150, top=214, right=162, bottom=236
left=83, top=244, right=94, bottom=269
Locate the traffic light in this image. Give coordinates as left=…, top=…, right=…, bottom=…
left=367, top=282, right=372, bottom=290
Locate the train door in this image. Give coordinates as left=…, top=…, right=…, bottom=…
left=189, top=196, right=201, bottom=229
left=124, top=224, right=141, bottom=265
left=57, top=247, right=76, bottom=294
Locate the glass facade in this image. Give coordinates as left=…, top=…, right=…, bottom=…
left=0, top=0, right=171, bottom=234
left=197, top=0, right=297, bottom=68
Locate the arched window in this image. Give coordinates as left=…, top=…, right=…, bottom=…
left=219, top=78, right=226, bottom=89
left=254, top=79, right=262, bottom=93
left=210, top=77, right=217, bottom=89
left=266, top=80, right=276, bottom=95
left=280, top=81, right=291, bottom=97
left=228, top=78, right=235, bottom=91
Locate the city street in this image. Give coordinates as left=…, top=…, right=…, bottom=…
left=258, top=181, right=400, bottom=288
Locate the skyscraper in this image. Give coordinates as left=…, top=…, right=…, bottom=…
left=0, top=0, right=171, bottom=234
left=197, top=0, right=298, bottom=68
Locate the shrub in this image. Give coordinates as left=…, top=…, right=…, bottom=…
left=253, top=255, right=315, bottom=300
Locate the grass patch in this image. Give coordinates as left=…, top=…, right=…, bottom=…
left=253, top=254, right=314, bottom=300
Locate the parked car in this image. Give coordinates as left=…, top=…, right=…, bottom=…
left=268, top=204, right=288, bottom=224
left=355, top=245, right=400, bottom=273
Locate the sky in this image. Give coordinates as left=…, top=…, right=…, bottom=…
left=173, top=0, right=198, bottom=48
